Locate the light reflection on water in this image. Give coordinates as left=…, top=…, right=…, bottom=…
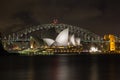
left=0, top=55, right=120, bottom=80
left=90, top=63, right=98, bottom=80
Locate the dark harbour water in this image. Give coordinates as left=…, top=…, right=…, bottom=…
left=0, top=54, right=120, bottom=80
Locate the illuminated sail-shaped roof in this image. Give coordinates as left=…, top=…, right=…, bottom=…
left=43, top=38, right=55, bottom=46
left=43, top=28, right=81, bottom=47
left=55, top=28, right=69, bottom=46
left=70, top=34, right=76, bottom=46
left=76, top=38, right=80, bottom=46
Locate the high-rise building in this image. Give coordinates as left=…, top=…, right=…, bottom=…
left=109, top=35, right=116, bottom=51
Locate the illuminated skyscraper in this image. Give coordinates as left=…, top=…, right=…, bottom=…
left=109, top=35, right=116, bottom=51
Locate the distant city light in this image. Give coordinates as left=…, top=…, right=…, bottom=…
left=89, top=46, right=98, bottom=53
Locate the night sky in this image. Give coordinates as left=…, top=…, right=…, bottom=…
left=0, top=0, right=120, bottom=36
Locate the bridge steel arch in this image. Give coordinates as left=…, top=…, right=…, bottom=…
left=7, top=23, right=102, bottom=42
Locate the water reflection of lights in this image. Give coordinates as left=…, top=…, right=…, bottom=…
left=90, top=63, right=98, bottom=80
left=56, top=57, right=69, bottom=80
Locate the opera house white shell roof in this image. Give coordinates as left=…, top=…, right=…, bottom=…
left=43, top=28, right=80, bottom=47
left=43, top=38, right=55, bottom=46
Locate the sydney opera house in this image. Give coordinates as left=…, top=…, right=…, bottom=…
left=43, top=28, right=81, bottom=47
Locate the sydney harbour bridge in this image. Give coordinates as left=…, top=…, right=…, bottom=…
left=6, top=23, right=103, bottom=43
